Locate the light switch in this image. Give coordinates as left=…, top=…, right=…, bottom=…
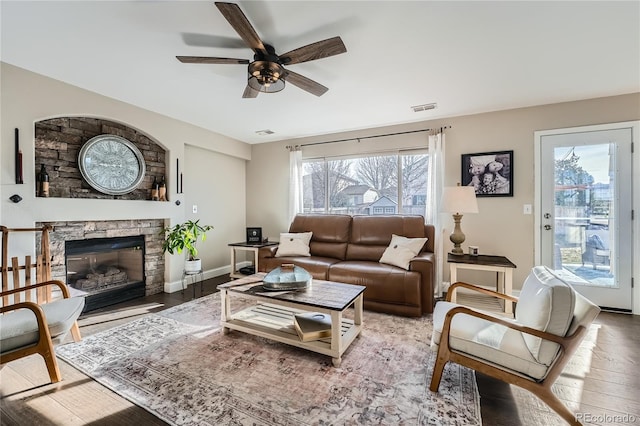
left=523, top=204, right=532, bottom=215
left=192, top=205, right=198, bottom=213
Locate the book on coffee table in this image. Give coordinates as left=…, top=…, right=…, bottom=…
left=294, top=312, right=332, bottom=342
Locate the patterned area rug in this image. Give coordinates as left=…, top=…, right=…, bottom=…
left=57, top=293, right=481, bottom=425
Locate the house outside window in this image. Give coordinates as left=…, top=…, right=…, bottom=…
left=302, top=151, right=428, bottom=215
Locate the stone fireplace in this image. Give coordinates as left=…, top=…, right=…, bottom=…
left=66, top=235, right=145, bottom=312
left=23, top=117, right=180, bottom=304
left=37, top=219, right=165, bottom=311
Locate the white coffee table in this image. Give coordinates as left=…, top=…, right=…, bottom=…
left=218, top=273, right=365, bottom=367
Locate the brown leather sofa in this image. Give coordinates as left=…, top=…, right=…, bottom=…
left=259, top=214, right=436, bottom=316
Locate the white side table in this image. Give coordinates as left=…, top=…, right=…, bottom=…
left=448, top=253, right=517, bottom=314
left=182, top=269, right=204, bottom=299
left=228, top=241, right=279, bottom=279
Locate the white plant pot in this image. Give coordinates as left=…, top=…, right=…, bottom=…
left=185, top=259, right=202, bottom=274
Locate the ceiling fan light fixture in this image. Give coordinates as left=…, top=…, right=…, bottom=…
left=248, top=60, right=285, bottom=93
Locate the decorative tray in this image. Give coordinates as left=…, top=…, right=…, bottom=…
left=262, top=264, right=311, bottom=291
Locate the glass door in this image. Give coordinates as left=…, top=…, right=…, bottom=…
left=536, top=125, right=633, bottom=311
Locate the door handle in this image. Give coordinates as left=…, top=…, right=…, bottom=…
left=544, top=224, right=552, bottom=230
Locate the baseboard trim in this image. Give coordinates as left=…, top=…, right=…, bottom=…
left=163, top=261, right=252, bottom=293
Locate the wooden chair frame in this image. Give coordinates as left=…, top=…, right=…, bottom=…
left=1, top=225, right=53, bottom=303
left=430, top=282, right=588, bottom=426
left=1, top=226, right=82, bottom=383
left=0, top=280, right=81, bottom=383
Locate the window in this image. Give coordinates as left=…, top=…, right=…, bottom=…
left=302, top=152, right=428, bottom=215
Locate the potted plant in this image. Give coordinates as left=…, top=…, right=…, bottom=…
left=161, top=219, right=214, bottom=273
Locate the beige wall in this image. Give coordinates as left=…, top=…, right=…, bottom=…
left=0, top=63, right=250, bottom=289
left=184, top=144, right=247, bottom=272
left=246, top=93, right=640, bottom=291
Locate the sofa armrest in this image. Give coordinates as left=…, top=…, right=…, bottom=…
left=409, top=252, right=435, bottom=314
left=258, top=245, right=278, bottom=258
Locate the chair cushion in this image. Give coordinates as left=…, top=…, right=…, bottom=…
left=516, top=266, right=576, bottom=365
left=431, top=301, right=549, bottom=380
left=566, top=287, right=601, bottom=337
left=0, top=297, right=85, bottom=353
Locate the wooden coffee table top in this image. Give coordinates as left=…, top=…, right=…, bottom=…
left=219, top=273, right=365, bottom=311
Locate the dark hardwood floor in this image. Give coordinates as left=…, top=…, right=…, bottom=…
left=2, top=275, right=639, bottom=425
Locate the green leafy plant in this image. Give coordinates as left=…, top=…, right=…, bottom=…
left=161, top=220, right=214, bottom=260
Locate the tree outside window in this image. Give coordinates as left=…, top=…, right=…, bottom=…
left=302, top=152, right=428, bottom=215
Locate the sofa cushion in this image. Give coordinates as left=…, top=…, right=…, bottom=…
left=262, top=256, right=340, bottom=280
left=348, top=215, right=428, bottom=261
left=329, top=261, right=421, bottom=306
left=516, top=266, right=576, bottom=365
left=379, top=234, right=428, bottom=270
left=275, top=232, right=313, bottom=257
left=290, top=214, right=352, bottom=260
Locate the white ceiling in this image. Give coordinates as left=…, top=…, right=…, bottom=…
left=2, top=1, right=639, bottom=144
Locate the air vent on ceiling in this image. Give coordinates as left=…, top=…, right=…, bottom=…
left=411, top=103, right=437, bottom=113
left=255, top=129, right=275, bottom=136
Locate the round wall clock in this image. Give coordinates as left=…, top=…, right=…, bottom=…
left=78, top=134, right=146, bottom=195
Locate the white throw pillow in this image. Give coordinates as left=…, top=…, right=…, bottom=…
left=275, top=232, right=313, bottom=257
left=379, top=234, right=428, bottom=270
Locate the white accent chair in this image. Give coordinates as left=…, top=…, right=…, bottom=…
left=1, top=226, right=84, bottom=383
left=430, top=266, right=600, bottom=426
left=1, top=280, right=84, bottom=383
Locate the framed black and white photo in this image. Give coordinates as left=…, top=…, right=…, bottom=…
left=461, top=150, right=513, bottom=197
left=246, top=227, right=262, bottom=243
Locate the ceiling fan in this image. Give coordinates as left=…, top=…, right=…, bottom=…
left=177, top=2, right=347, bottom=98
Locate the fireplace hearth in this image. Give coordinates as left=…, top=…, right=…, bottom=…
left=66, top=235, right=145, bottom=312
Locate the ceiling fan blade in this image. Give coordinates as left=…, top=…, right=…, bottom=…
left=242, top=85, right=259, bottom=98
left=279, top=36, right=347, bottom=65
left=285, top=70, right=329, bottom=97
left=176, top=56, right=249, bottom=64
left=215, top=2, right=266, bottom=55
left=181, top=33, right=248, bottom=49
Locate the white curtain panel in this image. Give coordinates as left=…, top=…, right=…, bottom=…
left=425, top=132, right=445, bottom=296
left=288, top=148, right=304, bottom=222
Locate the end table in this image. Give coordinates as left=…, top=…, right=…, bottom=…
left=447, top=253, right=517, bottom=314
left=228, top=241, right=278, bottom=279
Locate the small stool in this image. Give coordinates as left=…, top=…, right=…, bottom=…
left=182, top=269, right=204, bottom=299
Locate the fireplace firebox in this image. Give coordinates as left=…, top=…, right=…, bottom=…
left=65, top=235, right=145, bottom=312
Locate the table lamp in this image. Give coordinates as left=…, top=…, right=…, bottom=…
left=441, top=185, right=479, bottom=255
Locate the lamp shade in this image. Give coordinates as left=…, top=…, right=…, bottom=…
left=440, top=186, right=479, bottom=214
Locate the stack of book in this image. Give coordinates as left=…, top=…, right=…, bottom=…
left=293, top=312, right=332, bottom=342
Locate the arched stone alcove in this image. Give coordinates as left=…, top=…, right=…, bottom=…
left=34, top=117, right=167, bottom=200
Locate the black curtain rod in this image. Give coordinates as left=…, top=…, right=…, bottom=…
left=286, top=126, right=450, bottom=149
